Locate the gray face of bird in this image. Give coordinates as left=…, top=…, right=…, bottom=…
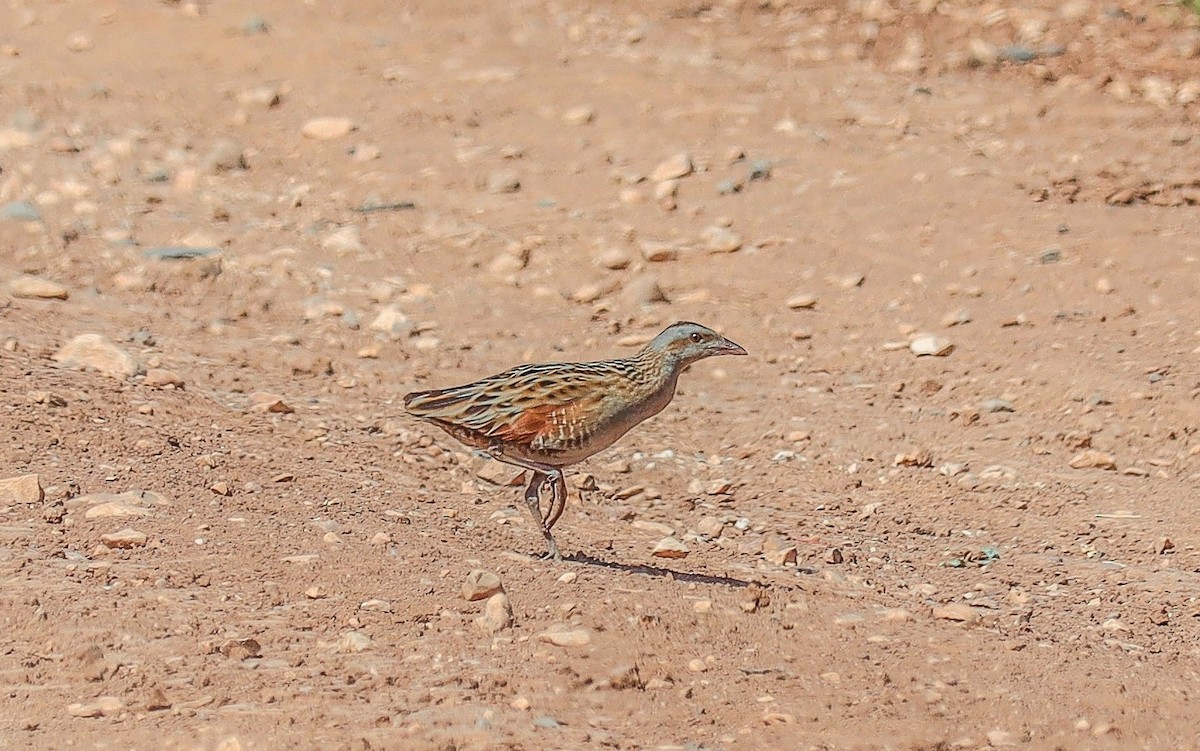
left=649, top=322, right=748, bottom=369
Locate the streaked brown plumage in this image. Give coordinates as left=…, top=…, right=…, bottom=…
left=404, top=321, right=747, bottom=560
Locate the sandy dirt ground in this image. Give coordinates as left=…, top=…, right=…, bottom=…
left=2, top=1, right=1200, bottom=749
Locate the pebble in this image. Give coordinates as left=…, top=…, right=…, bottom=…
left=475, top=593, right=513, bottom=634
left=1095, top=278, right=1115, bottom=294
left=696, top=516, right=724, bottom=538
left=986, top=730, right=1021, bottom=747
left=638, top=239, right=681, bottom=262
left=321, top=225, right=364, bottom=254
left=143, top=368, right=184, bottom=389
left=650, top=153, right=693, bottom=182
left=53, top=334, right=141, bottom=379
left=940, top=308, right=970, bottom=327
left=702, top=226, right=743, bottom=254
left=301, top=117, right=356, bottom=140
left=623, top=275, right=668, bottom=305
left=687, top=658, right=708, bottom=673
left=632, top=520, right=675, bottom=536
left=651, top=536, right=690, bottom=559
left=1, top=201, right=41, bottom=221
left=486, top=170, right=521, bottom=194
left=562, top=105, right=595, bottom=125
left=461, top=569, right=504, bottom=601
left=337, top=631, right=372, bottom=653
left=909, top=335, right=954, bottom=357
left=369, top=306, right=413, bottom=338
left=0, top=474, right=43, bottom=503
left=786, top=293, right=818, bottom=310
left=67, top=696, right=124, bottom=718
left=932, top=603, right=982, bottom=623
left=9, top=275, right=69, bottom=300
left=248, top=392, right=293, bottom=414
left=1070, top=450, right=1116, bottom=470
left=595, top=247, right=631, bottom=270
left=557, top=571, right=577, bottom=584
left=204, top=139, right=246, bottom=173
left=100, top=528, right=149, bottom=549
left=143, top=246, right=220, bottom=260
left=981, top=398, right=1014, bottom=413
left=537, top=627, right=592, bottom=647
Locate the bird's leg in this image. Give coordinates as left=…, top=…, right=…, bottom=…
left=521, top=470, right=561, bottom=561
left=488, top=447, right=564, bottom=561
left=544, top=469, right=569, bottom=531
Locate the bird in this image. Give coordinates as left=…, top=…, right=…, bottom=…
left=403, top=321, right=747, bottom=561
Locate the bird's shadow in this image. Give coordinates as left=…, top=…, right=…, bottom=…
left=562, top=551, right=758, bottom=588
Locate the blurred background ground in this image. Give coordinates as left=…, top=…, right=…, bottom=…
left=2, top=1, right=1200, bottom=749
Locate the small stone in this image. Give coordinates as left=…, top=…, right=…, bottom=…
left=337, top=631, right=372, bottom=653
left=9, top=275, right=69, bottom=300
left=0, top=474, right=43, bottom=503
left=66, top=32, right=94, bottom=52
left=100, top=528, right=148, bottom=549
left=932, top=603, right=981, bottom=623
left=562, top=105, right=595, bottom=125
left=909, top=335, right=954, bottom=357
left=204, top=139, right=246, bottom=173
left=1070, top=450, right=1116, bottom=470
left=894, top=449, right=934, bottom=467
left=209, top=481, right=231, bottom=497
left=596, top=247, right=631, bottom=270
left=301, top=117, right=356, bottom=140
left=143, top=687, right=171, bottom=711
left=143, top=246, right=220, bottom=260
left=220, top=638, right=262, bottom=660
left=143, top=368, right=184, bottom=388
left=1095, top=278, right=1115, bottom=294
left=651, top=536, right=689, bottom=559
left=786, top=293, right=818, bottom=310
left=631, top=520, right=674, bottom=535
left=53, top=334, right=141, bottom=379
left=981, top=398, right=1014, bottom=413
left=475, top=593, right=513, bottom=634
left=940, top=308, right=971, bottom=327
left=638, top=239, right=681, bottom=262
left=762, top=711, right=795, bottom=725
left=1, top=202, right=41, bottom=221
left=304, top=585, right=326, bottom=599
left=369, top=306, right=413, bottom=338
left=693, top=599, right=713, bottom=613
left=248, top=392, right=294, bottom=414
left=624, top=275, right=668, bottom=305
left=650, top=153, right=693, bottom=182
left=967, top=38, right=998, bottom=66
left=696, top=517, right=724, bottom=538
left=687, top=658, right=708, bottom=673
left=537, top=627, right=592, bottom=647
left=986, top=730, right=1021, bottom=747
left=1154, top=537, right=1175, bottom=555
left=486, top=170, right=521, bottom=194
left=321, top=225, right=364, bottom=254
left=702, top=226, right=743, bottom=254
left=557, top=571, right=577, bottom=584
left=461, top=569, right=504, bottom=602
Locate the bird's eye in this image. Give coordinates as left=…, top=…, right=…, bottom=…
left=690, top=332, right=703, bottom=343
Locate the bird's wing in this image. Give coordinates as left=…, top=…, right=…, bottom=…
left=404, top=361, right=619, bottom=450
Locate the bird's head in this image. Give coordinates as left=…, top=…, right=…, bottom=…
left=646, top=321, right=747, bottom=368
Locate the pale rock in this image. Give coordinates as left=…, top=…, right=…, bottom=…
left=100, top=528, right=149, bottom=549
left=786, top=293, right=818, bottom=310
left=301, top=117, right=356, bottom=140
left=537, top=626, right=592, bottom=647
left=475, top=593, right=513, bottom=634
left=909, top=334, right=954, bottom=357
left=369, top=306, right=413, bottom=338
left=461, top=569, right=504, bottom=602
left=143, top=368, right=184, bottom=388
left=10, top=275, right=69, bottom=300
left=54, top=334, right=141, bottom=379
left=624, top=275, right=668, bottom=305
left=321, top=225, right=364, bottom=254
left=562, top=105, right=595, bottom=125
left=1070, top=450, right=1116, bottom=470
left=651, top=536, right=689, bottom=559
left=0, top=474, right=43, bottom=503
left=337, top=631, right=372, bottom=653
left=487, top=170, right=521, bottom=194
left=702, top=226, right=743, bottom=254
left=932, top=603, right=981, bottom=623
left=596, top=247, right=631, bottom=270
left=638, top=239, right=682, bottom=262
left=650, top=153, right=693, bottom=182
left=696, top=516, right=724, bottom=538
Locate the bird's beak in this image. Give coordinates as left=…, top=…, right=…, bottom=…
left=718, top=336, right=748, bottom=356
